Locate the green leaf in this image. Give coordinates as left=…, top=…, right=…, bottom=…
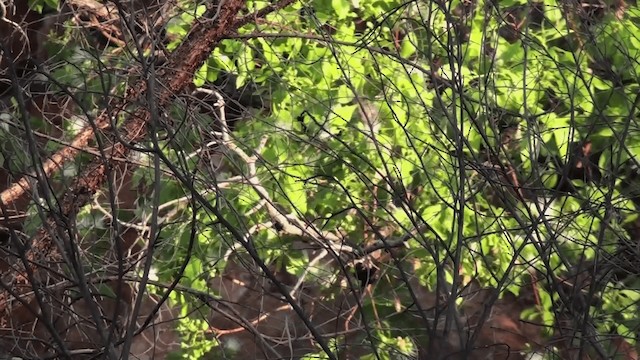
left=329, top=104, right=358, bottom=132
left=185, top=258, right=203, bottom=283
left=332, top=0, right=350, bottom=19
left=400, top=32, right=418, bottom=58
left=284, top=166, right=309, bottom=214
left=194, top=64, right=207, bottom=87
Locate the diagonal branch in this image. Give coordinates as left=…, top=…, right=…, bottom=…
left=0, top=0, right=298, bottom=322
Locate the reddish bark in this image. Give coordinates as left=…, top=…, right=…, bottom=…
left=0, top=0, right=300, bottom=357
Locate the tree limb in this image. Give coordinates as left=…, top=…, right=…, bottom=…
left=0, top=0, right=298, bottom=327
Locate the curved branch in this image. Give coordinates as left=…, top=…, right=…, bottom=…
left=0, top=0, right=298, bottom=335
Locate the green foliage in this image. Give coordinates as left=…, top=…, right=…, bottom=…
left=28, top=0, right=59, bottom=13
left=168, top=293, right=217, bottom=359
left=174, top=0, right=640, bottom=355
left=40, top=0, right=640, bottom=356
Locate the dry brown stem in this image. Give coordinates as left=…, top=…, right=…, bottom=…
left=0, top=0, right=300, bottom=356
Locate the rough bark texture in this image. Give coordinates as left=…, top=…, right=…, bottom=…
left=0, top=0, right=295, bottom=358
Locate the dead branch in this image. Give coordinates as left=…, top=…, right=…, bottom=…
left=0, top=0, right=298, bottom=342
